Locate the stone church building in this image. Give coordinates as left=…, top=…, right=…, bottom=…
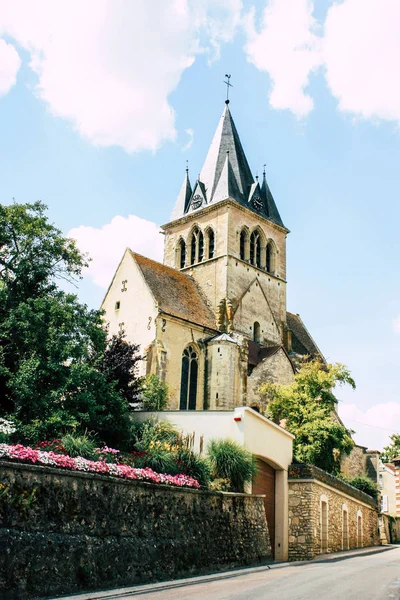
left=101, top=101, right=382, bottom=562
left=102, top=100, right=322, bottom=410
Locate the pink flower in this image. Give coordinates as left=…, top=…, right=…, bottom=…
left=0, top=443, right=200, bottom=489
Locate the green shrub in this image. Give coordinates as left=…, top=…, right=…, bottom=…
left=176, top=447, right=212, bottom=488
left=338, top=474, right=378, bottom=499
left=142, top=375, right=168, bottom=411
left=13, top=412, right=79, bottom=445
left=207, top=439, right=257, bottom=492
left=134, top=418, right=178, bottom=451
left=61, top=432, right=99, bottom=460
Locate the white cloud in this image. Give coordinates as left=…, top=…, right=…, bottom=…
left=68, top=214, right=164, bottom=288
left=182, top=128, right=194, bottom=152
left=324, top=0, right=400, bottom=124
left=339, top=402, right=400, bottom=451
left=393, top=316, right=400, bottom=335
left=0, top=0, right=241, bottom=152
left=0, top=38, right=20, bottom=97
left=244, top=0, right=322, bottom=117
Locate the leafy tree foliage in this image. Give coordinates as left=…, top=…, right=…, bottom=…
left=259, top=360, right=355, bottom=474
left=381, top=434, right=400, bottom=464
left=142, top=374, right=168, bottom=411
left=0, top=201, right=141, bottom=447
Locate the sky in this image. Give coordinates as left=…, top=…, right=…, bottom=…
left=1, top=0, right=400, bottom=451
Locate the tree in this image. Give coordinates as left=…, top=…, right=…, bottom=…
left=142, top=374, right=168, bottom=411
left=0, top=201, right=140, bottom=447
left=99, top=331, right=143, bottom=407
left=381, top=434, right=400, bottom=463
left=259, top=360, right=355, bottom=474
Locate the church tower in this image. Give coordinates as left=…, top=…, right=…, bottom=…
left=162, top=100, right=289, bottom=348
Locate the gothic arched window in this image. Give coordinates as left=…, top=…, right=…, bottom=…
left=179, top=345, right=198, bottom=410
left=207, top=229, right=215, bottom=259
left=198, top=230, right=204, bottom=262
left=240, top=230, right=246, bottom=260
left=190, top=227, right=204, bottom=265
left=253, top=321, right=261, bottom=343
left=191, top=230, right=197, bottom=265
left=266, top=242, right=275, bottom=273
left=178, top=239, right=186, bottom=269
left=250, top=231, right=261, bottom=267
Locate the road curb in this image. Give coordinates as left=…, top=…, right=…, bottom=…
left=53, top=545, right=398, bottom=600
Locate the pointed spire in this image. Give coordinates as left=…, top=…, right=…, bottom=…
left=199, top=104, right=254, bottom=205
left=212, top=152, right=242, bottom=205
left=261, top=166, right=285, bottom=228
left=170, top=167, right=192, bottom=221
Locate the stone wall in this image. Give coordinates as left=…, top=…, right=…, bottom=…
left=0, top=461, right=271, bottom=599
left=340, top=444, right=367, bottom=478
left=288, top=464, right=379, bottom=561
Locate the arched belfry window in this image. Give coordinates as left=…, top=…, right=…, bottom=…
left=180, top=345, right=198, bottom=410
left=240, top=229, right=250, bottom=261
left=266, top=241, right=275, bottom=273
left=250, top=231, right=261, bottom=268
left=190, top=227, right=204, bottom=265
left=178, top=239, right=186, bottom=269
left=207, top=229, right=215, bottom=259
left=253, top=321, right=261, bottom=344
left=198, top=230, right=204, bottom=262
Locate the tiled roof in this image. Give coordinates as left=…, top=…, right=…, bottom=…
left=247, top=342, right=295, bottom=369
left=131, top=252, right=216, bottom=331
left=286, top=312, right=325, bottom=361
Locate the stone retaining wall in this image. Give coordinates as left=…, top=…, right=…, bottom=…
left=288, top=464, right=379, bottom=561
left=0, top=461, right=271, bottom=599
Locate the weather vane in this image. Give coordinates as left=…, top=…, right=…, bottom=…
left=224, top=74, right=233, bottom=103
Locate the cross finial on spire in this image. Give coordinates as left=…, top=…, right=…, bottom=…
left=186, top=159, right=189, bottom=174
left=263, top=163, right=266, bottom=178
left=224, top=74, right=233, bottom=104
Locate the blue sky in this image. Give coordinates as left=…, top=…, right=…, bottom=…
left=1, top=0, right=400, bottom=450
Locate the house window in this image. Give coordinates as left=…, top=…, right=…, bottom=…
left=208, top=229, right=215, bottom=259
left=115, top=301, right=121, bottom=310
left=178, top=239, right=186, bottom=269
left=250, top=231, right=261, bottom=267
left=253, top=321, right=261, bottom=344
left=179, top=345, right=198, bottom=410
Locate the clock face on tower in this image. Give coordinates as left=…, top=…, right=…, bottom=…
left=252, top=196, right=263, bottom=212
left=192, top=194, right=203, bottom=209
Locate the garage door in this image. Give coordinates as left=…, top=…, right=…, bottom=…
left=252, top=459, right=275, bottom=556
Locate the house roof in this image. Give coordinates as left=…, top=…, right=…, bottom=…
left=131, top=251, right=216, bottom=331
left=286, top=312, right=325, bottom=361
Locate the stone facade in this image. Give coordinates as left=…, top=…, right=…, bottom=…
left=101, top=104, right=325, bottom=412
left=288, top=464, right=379, bottom=561
left=0, top=461, right=271, bottom=599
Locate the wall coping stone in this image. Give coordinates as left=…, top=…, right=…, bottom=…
left=288, top=463, right=377, bottom=508
left=0, top=460, right=266, bottom=499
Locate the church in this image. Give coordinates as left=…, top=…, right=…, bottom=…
left=101, top=99, right=324, bottom=412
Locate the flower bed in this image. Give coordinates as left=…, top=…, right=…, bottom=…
left=0, top=443, right=200, bottom=489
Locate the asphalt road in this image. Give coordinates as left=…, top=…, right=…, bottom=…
left=115, top=547, right=400, bottom=600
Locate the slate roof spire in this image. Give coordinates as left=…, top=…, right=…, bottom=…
left=261, top=166, right=285, bottom=228
left=170, top=102, right=286, bottom=229
left=170, top=165, right=193, bottom=221
left=199, top=103, right=254, bottom=205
